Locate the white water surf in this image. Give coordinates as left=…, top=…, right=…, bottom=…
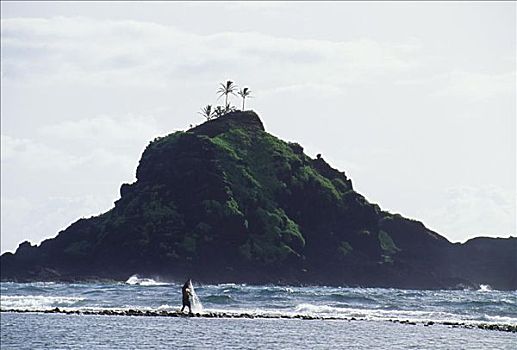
left=188, top=280, right=203, bottom=312
left=125, top=275, right=168, bottom=286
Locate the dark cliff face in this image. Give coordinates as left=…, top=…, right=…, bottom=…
left=450, top=238, right=517, bottom=290
left=1, top=111, right=515, bottom=289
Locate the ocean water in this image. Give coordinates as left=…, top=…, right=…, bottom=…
left=1, top=278, right=516, bottom=349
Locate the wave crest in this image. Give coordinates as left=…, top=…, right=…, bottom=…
left=478, top=284, right=492, bottom=292
left=1, top=295, right=84, bottom=310
left=125, top=275, right=168, bottom=286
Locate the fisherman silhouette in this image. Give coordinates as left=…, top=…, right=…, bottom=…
left=181, top=279, right=193, bottom=314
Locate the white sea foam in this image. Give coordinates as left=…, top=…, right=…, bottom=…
left=197, top=304, right=517, bottom=326
left=157, top=304, right=175, bottom=311
left=189, top=280, right=203, bottom=313
left=125, top=275, right=168, bottom=286
left=290, top=303, right=482, bottom=324
left=0, top=295, right=84, bottom=310
left=478, top=284, right=492, bottom=292
left=482, top=314, right=517, bottom=324
left=3, top=301, right=517, bottom=326
left=294, top=303, right=339, bottom=314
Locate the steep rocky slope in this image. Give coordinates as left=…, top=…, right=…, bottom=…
left=2, top=111, right=515, bottom=289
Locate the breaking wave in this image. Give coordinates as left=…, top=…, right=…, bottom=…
left=125, top=275, right=168, bottom=286
left=478, top=284, right=493, bottom=292
left=1, top=295, right=85, bottom=310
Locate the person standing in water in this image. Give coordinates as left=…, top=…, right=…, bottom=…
left=181, top=279, right=193, bottom=314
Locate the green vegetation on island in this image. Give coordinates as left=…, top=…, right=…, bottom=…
left=1, top=102, right=515, bottom=290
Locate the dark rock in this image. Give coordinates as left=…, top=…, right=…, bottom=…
left=2, top=308, right=516, bottom=333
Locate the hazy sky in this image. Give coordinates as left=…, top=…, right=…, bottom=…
left=1, top=1, right=515, bottom=253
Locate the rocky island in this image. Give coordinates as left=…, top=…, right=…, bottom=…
left=1, top=111, right=516, bottom=289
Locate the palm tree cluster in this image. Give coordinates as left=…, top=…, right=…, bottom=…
left=198, top=80, right=252, bottom=121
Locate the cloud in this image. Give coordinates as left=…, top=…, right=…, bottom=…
left=396, top=71, right=516, bottom=101
left=2, top=113, right=165, bottom=186
left=433, top=71, right=515, bottom=100
left=1, top=113, right=168, bottom=253
left=216, top=1, right=292, bottom=12
left=262, top=83, right=347, bottom=97
left=1, top=134, right=80, bottom=171
left=2, top=133, right=132, bottom=174
left=40, top=114, right=162, bottom=148
left=1, top=17, right=422, bottom=88
left=1, top=194, right=114, bottom=253
left=419, top=185, right=516, bottom=242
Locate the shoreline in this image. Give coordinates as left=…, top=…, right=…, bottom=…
left=2, top=308, right=515, bottom=333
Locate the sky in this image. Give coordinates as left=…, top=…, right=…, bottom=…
left=1, top=1, right=515, bottom=253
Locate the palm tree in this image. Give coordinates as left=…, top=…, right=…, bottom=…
left=198, top=105, right=215, bottom=121
left=217, top=80, right=238, bottom=111
left=238, top=87, right=252, bottom=110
